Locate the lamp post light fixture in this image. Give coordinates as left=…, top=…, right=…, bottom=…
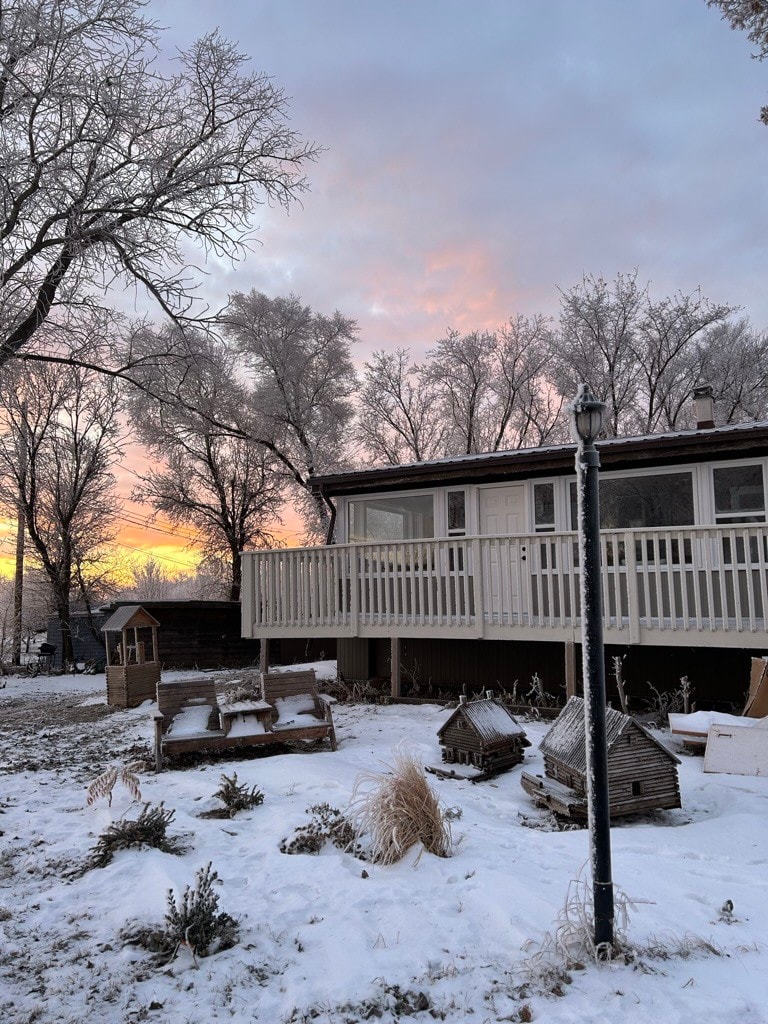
left=569, top=383, right=615, bottom=955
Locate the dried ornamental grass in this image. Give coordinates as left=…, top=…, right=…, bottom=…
left=86, top=762, right=144, bottom=806
left=350, top=747, right=452, bottom=864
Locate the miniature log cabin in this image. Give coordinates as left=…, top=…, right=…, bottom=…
left=521, top=696, right=681, bottom=819
left=103, top=605, right=161, bottom=708
left=437, top=691, right=529, bottom=772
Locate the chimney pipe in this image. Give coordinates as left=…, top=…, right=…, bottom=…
left=693, top=384, right=715, bottom=430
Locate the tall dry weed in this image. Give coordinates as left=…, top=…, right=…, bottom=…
left=350, top=746, right=452, bottom=865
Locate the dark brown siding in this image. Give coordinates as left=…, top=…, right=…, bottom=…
left=336, top=635, right=756, bottom=710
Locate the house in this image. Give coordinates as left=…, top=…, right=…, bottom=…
left=437, top=692, right=529, bottom=772
left=241, top=397, right=768, bottom=707
left=520, top=696, right=681, bottom=818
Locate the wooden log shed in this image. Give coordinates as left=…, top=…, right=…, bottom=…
left=521, top=696, right=681, bottom=818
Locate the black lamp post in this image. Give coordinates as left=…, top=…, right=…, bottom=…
left=569, top=384, right=614, bottom=954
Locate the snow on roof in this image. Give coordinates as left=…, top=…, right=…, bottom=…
left=540, top=696, right=679, bottom=771
left=311, top=418, right=768, bottom=488
left=438, top=697, right=525, bottom=748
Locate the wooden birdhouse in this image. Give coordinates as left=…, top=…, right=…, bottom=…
left=521, top=696, right=681, bottom=819
left=437, top=691, right=529, bottom=773
left=103, top=604, right=161, bottom=708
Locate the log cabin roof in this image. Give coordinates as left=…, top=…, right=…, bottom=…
left=438, top=697, right=526, bottom=747
left=539, top=696, right=680, bottom=773
left=309, top=420, right=768, bottom=496
left=101, top=604, right=160, bottom=633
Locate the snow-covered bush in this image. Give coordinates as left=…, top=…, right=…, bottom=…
left=163, top=863, right=237, bottom=958
left=86, top=803, right=182, bottom=870
left=199, top=772, right=264, bottom=819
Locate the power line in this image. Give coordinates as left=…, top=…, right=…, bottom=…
left=105, top=538, right=201, bottom=569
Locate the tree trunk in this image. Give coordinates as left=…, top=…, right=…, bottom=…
left=229, top=545, right=241, bottom=603
left=52, top=588, right=74, bottom=666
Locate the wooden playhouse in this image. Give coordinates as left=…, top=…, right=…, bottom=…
left=103, top=604, right=161, bottom=708
left=437, top=691, right=529, bottom=773
left=521, top=696, right=681, bottom=819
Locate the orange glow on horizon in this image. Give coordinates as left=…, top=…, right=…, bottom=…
left=0, top=506, right=304, bottom=585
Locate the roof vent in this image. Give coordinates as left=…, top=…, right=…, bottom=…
left=692, top=384, right=715, bottom=430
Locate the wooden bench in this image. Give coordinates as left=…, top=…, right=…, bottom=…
left=153, top=674, right=336, bottom=771
left=260, top=670, right=337, bottom=752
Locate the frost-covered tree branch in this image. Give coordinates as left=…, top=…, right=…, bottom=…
left=128, top=329, right=282, bottom=600
left=0, top=352, right=123, bottom=661
left=0, top=0, right=318, bottom=368
left=221, top=290, right=358, bottom=538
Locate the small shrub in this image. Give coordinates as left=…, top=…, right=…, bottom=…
left=86, top=803, right=182, bottom=870
left=86, top=762, right=144, bottom=807
left=199, top=773, right=264, bottom=819
left=280, top=803, right=365, bottom=858
left=349, top=746, right=452, bottom=865
left=164, top=862, right=237, bottom=958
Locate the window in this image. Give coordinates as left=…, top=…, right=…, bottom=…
left=447, top=491, right=467, bottom=535
left=713, top=465, right=766, bottom=524
left=533, top=482, right=556, bottom=533
left=631, top=781, right=643, bottom=797
left=348, top=494, right=434, bottom=542
left=569, top=472, right=694, bottom=529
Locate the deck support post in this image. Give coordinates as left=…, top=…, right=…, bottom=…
left=390, top=636, right=401, bottom=699
left=564, top=640, right=577, bottom=698
left=260, top=638, right=270, bottom=674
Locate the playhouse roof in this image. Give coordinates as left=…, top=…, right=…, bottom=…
left=540, top=696, right=680, bottom=772
left=438, top=697, right=526, bottom=747
left=101, top=604, right=160, bottom=633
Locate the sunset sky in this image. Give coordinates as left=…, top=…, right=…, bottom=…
left=6, top=1, right=768, bottom=580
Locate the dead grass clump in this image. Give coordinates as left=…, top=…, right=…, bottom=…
left=350, top=746, right=452, bottom=864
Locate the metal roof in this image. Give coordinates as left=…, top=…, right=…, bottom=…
left=539, top=696, right=679, bottom=772
left=438, top=697, right=526, bottom=750
left=101, top=604, right=160, bottom=632
left=310, top=420, right=768, bottom=496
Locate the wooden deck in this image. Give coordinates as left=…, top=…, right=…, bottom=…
left=242, top=525, right=768, bottom=649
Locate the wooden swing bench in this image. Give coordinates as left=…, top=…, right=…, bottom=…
left=153, top=671, right=337, bottom=771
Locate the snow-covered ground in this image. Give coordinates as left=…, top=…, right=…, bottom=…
left=1, top=663, right=767, bottom=1024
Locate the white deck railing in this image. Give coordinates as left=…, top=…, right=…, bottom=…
left=241, top=525, right=768, bottom=644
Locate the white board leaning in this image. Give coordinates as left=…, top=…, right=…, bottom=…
left=703, top=719, right=768, bottom=777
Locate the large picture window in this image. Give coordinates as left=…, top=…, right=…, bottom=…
left=569, top=472, right=694, bottom=529
left=348, top=494, right=435, bottom=542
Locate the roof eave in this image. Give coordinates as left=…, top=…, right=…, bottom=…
left=310, top=423, right=768, bottom=497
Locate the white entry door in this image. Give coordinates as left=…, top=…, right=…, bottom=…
left=479, top=485, right=526, bottom=622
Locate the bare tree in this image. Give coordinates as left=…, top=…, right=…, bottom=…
left=0, top=0, right=317, bottom=368
left=127, top=557, right=179, bottom=602
left=129, top=329, right=283, bottom=600
left=550, top=272, right=731, bottom=436
left=698, top=319, right=768, bottom=423
left=0, top=357, right=123, bottom=662
left=550, top=272, right=645, bottom=438
left=707, top=0, right=768, bottom=121
left=356, top=348, right=449, bottom=465
left=221, top=290, right=359, bottom=537
left=418, top=317, right=561, bottom=456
